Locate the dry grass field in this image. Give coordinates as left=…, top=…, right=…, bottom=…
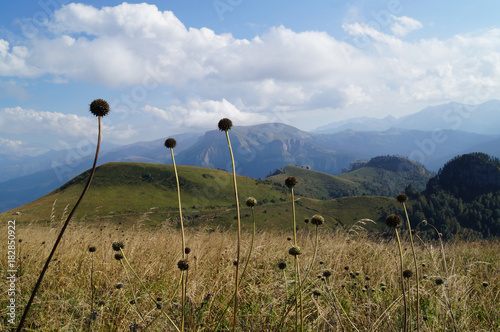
left=1, top=219, right=498, bottom=331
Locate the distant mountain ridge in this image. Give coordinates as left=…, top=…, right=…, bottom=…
left=315, top=100, right=500, bottom=135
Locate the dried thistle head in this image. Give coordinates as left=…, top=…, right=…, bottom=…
left=218, top=118, right=233, bottom=131
left=322, top=270, right=332, bottom=278
left=164, top=138, right=177, bottom=149
left=88, top=246, right=96, bottom=253
left=396, top=193, right=408, bottom=203
left=403, top=269, right=413, bottom=279
left=115, top=282, right=123, bottom=289
left=114, top=253, right=124, bottom=261
left=89, top=99, right=110, bottom=117
left=285, top=176, right=298, bottom=189
left=385, top=214, right=402, bottom=228
left=288, top=245, right=302, bottom=256
left=184, top=247, right=191, bottom=255
left=112, top=241, right=125, bottom=252
left=311, top=214, right=324, bottom=226
left=177, top=259, right=189, bottom=271
left=278, top=261, right=287, bottom=270
left=435, top=277, right=444, bottom=286
left=245, top=197, right=257, bottom=207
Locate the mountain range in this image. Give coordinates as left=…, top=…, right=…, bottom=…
left=1, top=100, right=499, bottom=213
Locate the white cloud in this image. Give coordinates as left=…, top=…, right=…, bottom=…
left=390, top=15, right=423, bottom=37
left=144, top=99, right=269, bottom=130
left=1, top=3, right=500, bottom=125
left=0, top=137, right=23, bottom=154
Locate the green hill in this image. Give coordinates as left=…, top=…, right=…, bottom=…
left=1, top=162, right=399, bottom=232
left=266, top=156, right=432, bottom=200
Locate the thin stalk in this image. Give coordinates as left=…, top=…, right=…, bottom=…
left=394, top=228, right=408, bottom=332
left=402, top=202, right=420, bottom=331
left=290, top=187, right=303, bottom=332
left=169, top=146, right=186, bottom=332
left=224, top=130, right=241, bottom=332
left=17, top=116, right=103, bottom=331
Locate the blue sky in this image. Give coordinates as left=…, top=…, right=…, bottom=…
left=1, top=0, right=500, bottom=156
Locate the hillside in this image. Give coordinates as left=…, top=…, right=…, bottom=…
left=266, top=156, right=432, bottom=199
left=409, top=153, right=500, bottom=238
left=1, top=162, right=399, bottom=232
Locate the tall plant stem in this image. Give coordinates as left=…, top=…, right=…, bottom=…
left=225, top=130, right=241, bottom=332
left=169, top=147, right=186, bottom=332
left=395, top=228, right=408, bottom=332
left=402, top=202, right=420, bottom=331
left=289, top=187, right=303, bottom=332
left=17, top=117, right=103, bottom=331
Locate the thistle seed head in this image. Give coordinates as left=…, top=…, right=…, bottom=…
left=164, top=138, right=177, bottom=149
left=311, top=214, right=324, bottom=226
left=278, top=261, right=287, bottom=270
left=89, top=99, right=110, bottom=117
left=322, top=270, right=332, bottom=278
left=482, top=281, right=489, bottom=287
left=218, top=118, right=233, bottom=131
left=88, top=246, right=96, bottom=253
left=385, top=214, right=402, bottom=228
left=285, top=176, right=298, bottom=188
left=396, top=193, right=408, bottom=203
left=288, top=245, right=302, bottom=256
left=177, top=259, right=189, bottom=271
left=112, top=241, right=125, bottom=252
left=435, top=277, right=444, bottom=286
left=245, top=197, right=257, bottom=207
left=115, top=282, right=123, bottom=289
left=114, top=253, right=124, bottom=261
left=184, top=247, right=191, bottom=255
left=312, top=289, right=322, bottom=296
left=403, top=269, right=413, bottom=279
left=304, top=218, right=309, bottom=224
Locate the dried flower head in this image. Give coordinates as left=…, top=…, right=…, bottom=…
left=422, top=220, right=428, bottom=226
left=435, top=277, right=444, bottom=286
left=90, top=311, right=98, bottom=321
left=288, top=245, right=302, bottom=256
left=218, top=118, right=233, bottom=131
left=245, top=197, right=257, bottom=207
left=403, top=269, right=413, bottom=279
left=322, top=270, right=332, bottom=278
left=90, top=99, right=110, bottom=117
left=112, top=241, right=125, bottom=252
left=482, top=281, right=489, bottom=287
left=177, top=259, right=189, bottom=271
left=115, top=282, right=124, bottom=289
left=184, top=247, right=191, bottom=255
left=385, top=214, right=402, bottom=228
left=164, top=138, right=177, bottom=149
left=396, top=193, right=408, bottom=203
left=304, top=218, right=309, bottom=224
left=312, top=289, right=322, bottom=296
left=311, top=214, right=324, bottom=226
left=284, top=176, right=298, bottom=188
left=114, top=253, right=124, bottom=261
left=278, top=261, right=287, bottom=270
left=88, top=246, right=96, bottom=253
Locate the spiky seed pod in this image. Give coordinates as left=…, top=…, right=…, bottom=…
left=218, top=118, right=233, bottom=131
left=115, top=283, right=123, bottom=289
left=114, top=253, right=124, bottom=261
left=88, top=246, right=96, bottom=253
left=278, top=261, right=287, bottom=270
left=311, top=214, right=324, bottom=226
left=164, top=138, right=177, bottom=149
left=288, top=245, right=302, bottom=256
left=184, top=247, right=191, bottom=254
left=284, top=176, right=298, bottom=188
left=396, top=193, right=408, bottom=203
left=245, top=197, right=257, bottom=207
left=403, top=269, right=413, bottom=279
left=89, top=99, right=110, bottom=117
left=482, top=281, right=489, bottom=287
left=322, top=270, right=332, bottom=278
left=177, top=259, right=189, bottom=271
left=112, top=241, right=125, bottom=252
left=435, top=278, right=444, bottom=286
left=385, top=214, right=402, bottom=228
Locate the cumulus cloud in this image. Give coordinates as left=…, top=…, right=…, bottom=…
left=144, top=98, right=269, bottom=130
left=1, top=3, right=500, bottom=126
left=390, top=15, right=423, bottom=37
left=0, top=137, right=23, bottom=154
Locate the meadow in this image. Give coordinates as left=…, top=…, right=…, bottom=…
left=1, top=219, right=498, bottom=331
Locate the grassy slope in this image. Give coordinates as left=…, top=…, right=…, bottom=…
left=1, top=162, right=400, bottom=232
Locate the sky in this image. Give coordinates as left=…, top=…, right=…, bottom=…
left=1, top=0, right=500, bottom=156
